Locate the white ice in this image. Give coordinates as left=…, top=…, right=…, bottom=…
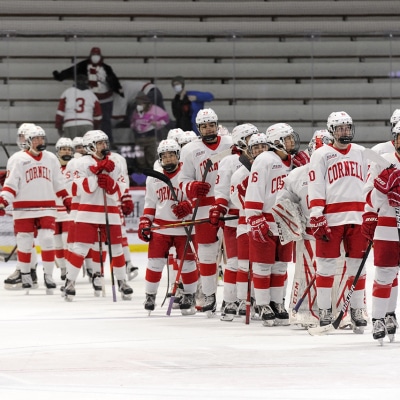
left=0, top=252, right=399, bottom=400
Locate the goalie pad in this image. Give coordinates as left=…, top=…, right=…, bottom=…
left=271, top=199, right=306, bottom=245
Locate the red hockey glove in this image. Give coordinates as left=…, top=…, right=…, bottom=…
left=121, top=192, right=134, bottom=216
left=0, top=170, right=6, bottom=186
left=292, top=150, right=310, bottom=168
left=172, top=200, right=192, bottom=219
left=237, top=176, right=249, bottom=198
left=0, top=196, right=9, bottom=217
left=138, top=217, right=152, bottom=242
left=361, top=212, right=378, bottom=242
left=63, top=197, right=72, bottom=213
left=209, top=203, right=227, bottom=226
left=89, top=158, right=115, bottom=175
left=374, top=167, right=400, bottom=194
left=186, top=181, right=211, bottom=199
left=98, top=174, right=118, bottom=195
left=310, top=216, right=331, bottom=241
left=248, top=215, right=270, bottom=243
left=387, top=185, right=400, bottom=207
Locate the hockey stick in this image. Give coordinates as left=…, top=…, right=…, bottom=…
left=0, top=244, right=17, bottom=262
left=142, top=215, right=238, bottom=232
left=103, top=190, right=117, bottom=302
left=292, top=274, right=316, bottom=315
left=0, top=141, right=10, bottom=159
left=308, top=240, right=372, bottom=336
left=98, top=228, right=106, bottom=297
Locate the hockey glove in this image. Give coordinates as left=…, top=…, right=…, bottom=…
left=387, top=185, right=400, bottom=207
left=0, top=196, right=9, bottom=217
left=361, top=212, right=378, bottom=242
left=89, top=158, right=115, bottom=175
left=209, top=203, right=228, bottom=226
left=172, top=200, right=192, bottom=219
left=292, top=150, right=310, bottom=168
left=98, top=174, right=118, bottom=195
left=186, top=181, right=211, bottom=200
left=52, top=70, right=62, bottom=81
left=138, top=217, right=152, bottom=242
left=374, top=167, right=400, bottom=194
left=310, top=216, right=331, bottom=241
left=248, top=215, right=270, bottom=243
left=121, top=192, right=134, bottom=216
left=63, top=197, right=72, bottom=213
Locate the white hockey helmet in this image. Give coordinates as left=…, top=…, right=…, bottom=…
left=157, top=139, right=180, bottom=172
left=167, top=128, right=184, bottom=142
left=390, top=109, right=400, bottom=129
left=196, top=108, right=219, bottom=143
left=55, top=137, right=73, bottom=161
left=177, top=131, right=198, bottom=147
left=307, top=129, right=332, bottom=156
left=327, top=111, right=355, bottom=144
left=17, top=123, right=35, bottom=150
left=247, top=132, right=268, bottom=158
left=83, top=130, right=109, bottom=157
left=218, top=124, right=230, bottom=136
left=24, top=125, right=46, bottom=152
left=265, top=123, right=300, bottom=155
left=231, top=123, right=259, bottom=150
left=72, top=136, right=84, bottom=149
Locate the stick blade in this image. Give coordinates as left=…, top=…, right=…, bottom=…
left=307, top=323, right=334, bottom=336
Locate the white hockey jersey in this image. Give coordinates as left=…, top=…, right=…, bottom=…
left=308, top=143, right=368, bottom=226
left=371, top=140, right=394, bottom=156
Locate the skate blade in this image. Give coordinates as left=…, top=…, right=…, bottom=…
left=181, top=308, right=196, bottom=316
left=206, top=310, right=216, bottom=318
left=121, top=294, right=132, bottom=301
left=94, top=290, right=101, bottom=297
left=274, top=319, right=290, bottom=326
left=45, top=288, right=54, bottom=295
left=4, top=284, right=23, bottom=290
left=262, top=320, right=275, bottom=327
left=308, top=323, right=334, bottom=336
left=388, top=334, right=395, bottom=343
left=220, top=314, right=235, bottom=322
left=352, top=325, right=365, bottom=335
left=64, top=295, right=74, bottom=302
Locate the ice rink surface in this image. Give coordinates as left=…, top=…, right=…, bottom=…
left=0, top=251, right=399, bottom=400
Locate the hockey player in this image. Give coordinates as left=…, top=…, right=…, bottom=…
left=308, top=111, right=369, bottom=332
left=139, top=139, right=198, bottom=315
left=62, top=130, right=133, bottom=301
left=230, top=132, right=269, bottom=319
left=211, top=123, right=258, bottom=321
left=178, top=108, right=233, bottom=315
left=0, top=125, right=72, bottom=294
left=245, top=123, right=299, bottom=326
left=371, top=109, right=400, bottom=155
left=362, top=122, right=400, bottom=343
left=277, top=130, right=332, bottom=327
left=54, top=137, right=74, bottom=280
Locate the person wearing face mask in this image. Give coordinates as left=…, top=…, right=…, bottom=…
left=171, top=76, right=214, bottom=135
left=53, top=47, right=124, bottom=144
left=129, top=91, right=170, bottom=170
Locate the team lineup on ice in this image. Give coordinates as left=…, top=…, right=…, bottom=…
left=1, top=107, right=400, bottom=355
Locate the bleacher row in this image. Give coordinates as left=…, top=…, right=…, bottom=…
left=1, top=0, right=400, bottom=159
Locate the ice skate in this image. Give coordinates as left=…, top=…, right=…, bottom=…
left=31, top=267, right=38, bottom=289
left=44, top=273, right=56, bottom=295
left=270, top=301, right=290, bottom=326
left=118, top=280, right=133, bottom=300
left=385, top=312, right=398, bottom=343
left=21, top=272, right=33, bottom=295
left=86, top=267, right=93, bottom=281
left=318, top=307, right=333, bottom=327
left=126, top=261, right=139, bottom=281
left=372, top=318, right=386, bottom=345
left=4, top=269, right=22, bottom=290
left=171, top=282, right=184, bottom=309
left=144, top=293, right=156, bottom=315
left=350, top=308, right=367, bottom=334
left=259, top=304, right=275, bottom=327
left=220, top=301, right=238, bottom=322
left=92, top=272, right=103, bottom=297
left=61, top=279, right=76, bottom=302
left=180, top=293, right=196, bottom=316
left=60, top=267, right=67, bottom=281
left=195, top=281, right=206, bottom=308
left=197, top=293, right=216, bottom=318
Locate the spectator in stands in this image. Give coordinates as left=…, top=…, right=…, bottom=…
left=53, top=47, right=124, bottom=144
left=55, top=75, right=102, bottom=138
left=171, top=75, right=214, bottom=134
left=112, top=80, right=166, bottom=128
left=130, top=91, right=170, bottom=170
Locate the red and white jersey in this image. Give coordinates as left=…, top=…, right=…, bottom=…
left=1, top=150, right=67, bottom=220
left=371, top=140, right=394, bottom=156
left=55, top=164, right=72, bottom=222
left=308, top=143, right=368, bottom=225
left=143, top=163, right=190, bottom=236
left=230, top=165, right=250, bottom=237
left=179, top=135, right=233, bottom=218
left=71, top=155, right=127, bottom=225
left=245, top=151, right=292, bottom=236
left=214, top=153, right=242, bottom=228
left=364, top=151, right=400, bottom=241
left=55, top=87, right=102, bottom=129
left=64, top=156, right=82, bottom=221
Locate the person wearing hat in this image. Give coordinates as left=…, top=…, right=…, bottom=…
left=53, top=47, right=124, bottom=144
left=171, top=76, right=214, bottom=135
left=130, top=91, right=170, bottom=170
